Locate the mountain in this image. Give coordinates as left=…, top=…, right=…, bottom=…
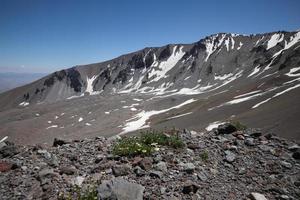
left=0, top=72, right=47, bottom=93
left=0, top=30, right=300, bottom=145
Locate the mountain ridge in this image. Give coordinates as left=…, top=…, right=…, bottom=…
left=0, top=29, right=300, bottom=145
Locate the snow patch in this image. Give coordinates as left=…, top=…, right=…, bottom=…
left=184, top=76, right=191, bottom=81
left=167, top=112, right=193, bottom=120
left=86, top=75, right=99, bottom=95
left=285, top=66, right=300, bottom=77
left=255, top=36, right=264, bottom=46
left=237, top=42, right=243, bottom=50
left=206, top=121, right=225, bottom=131
left=148, top=46, right=185, bottom=82
left=214, top=73, right=233, bottom=81
left=19, top=102, right=29, bottom=106
left=252, top=84, right=300, bottom=108
left=248, top=65, right=260, bottom=77
left=130, top=107, right=137, bottom=111
left=267, top=33, right=284, bottom=50
left=46, top=125, right=58, bottom=129
left=205, top=34, right=225, bottom=61
left=0, top=136, right=8, bottom=143
left=234, top=90, right=261, bottom=98
left=120, top=99, right=197, bottom=134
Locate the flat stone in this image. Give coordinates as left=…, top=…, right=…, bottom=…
left=112, top=164, right=131, bottom=176
left=224, top=150, right=236, bottom=163
left=245, top=138, right=255, bottom=146
left=250, top=192, right=268, bottom=200
left=197, top=172, right=208, bottom=182
left=38, top=168, right=58, bottom=179
left=97, top=177, right=144, bottom=200
left=280, top=161, right=292, bottom=169
left=179, top=162, right=195, bottom=174
left=59, top=166, right=76, bottom=175
left=155, top=162, right=167, bottom=172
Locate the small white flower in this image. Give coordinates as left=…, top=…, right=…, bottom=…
left=136, top=143, right=141, bottom=147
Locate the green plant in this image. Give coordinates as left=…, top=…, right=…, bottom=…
left=112, top=136, right=153, bottom=156
left=200, top=150, right=209, bottom=162
left=140, top=131, right=169, bottom=146
left=112, top=130, right=184, bottom=156
left=167, top=135, right=185, bottom=148
left=230, top=121, right=247, bottom=131
left=58, top=185, right=97, bottom=200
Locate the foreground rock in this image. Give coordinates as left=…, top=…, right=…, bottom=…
left=0, top=125, right=299, bottom=199
left=98, top=177, right=144, bottom=200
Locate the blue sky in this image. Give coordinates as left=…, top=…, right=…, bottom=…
left=0, top=0, right=299, bottom=73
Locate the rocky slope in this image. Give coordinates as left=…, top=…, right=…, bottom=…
left=0, top=30, right=300, bottom=144
left=0, top=124, right=299, bottom=199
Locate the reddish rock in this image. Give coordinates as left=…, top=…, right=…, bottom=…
left=0, top=161, right=13, bottom=172
left=139, top=157, right=153, bottom=170
left=131, top=156, right=153, bottom=170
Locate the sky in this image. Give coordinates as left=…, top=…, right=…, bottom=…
left=0, top=0, right=299, bottom=73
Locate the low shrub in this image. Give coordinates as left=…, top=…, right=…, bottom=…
left=230, top=121, right=247, bottom=131
left=112, top=130, right=184, bottom=156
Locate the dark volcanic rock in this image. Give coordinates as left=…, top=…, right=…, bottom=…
left=53, top=138, right=68, bottom=147
left=215, top=123, right=237, bottom=135
left=292, top=151, right=300, bottom=160
left=182, top=181, right=200, bottom=194
left=0, top=143, right=19, bottom=158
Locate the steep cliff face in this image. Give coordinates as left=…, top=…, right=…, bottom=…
left=0, top=30, right=300, bottom=144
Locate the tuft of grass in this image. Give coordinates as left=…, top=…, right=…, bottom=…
left=58, top=185, right=97, bottom=200
left=112, top=130, right=184, bottom=157
left=200, top=150, right=209, bottom=162
left=167, top=135, right=185, bottom=148
left=230, top=121, right=247, bottom=131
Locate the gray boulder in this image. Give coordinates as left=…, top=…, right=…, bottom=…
left=97, top=178, right=144, bottom=200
